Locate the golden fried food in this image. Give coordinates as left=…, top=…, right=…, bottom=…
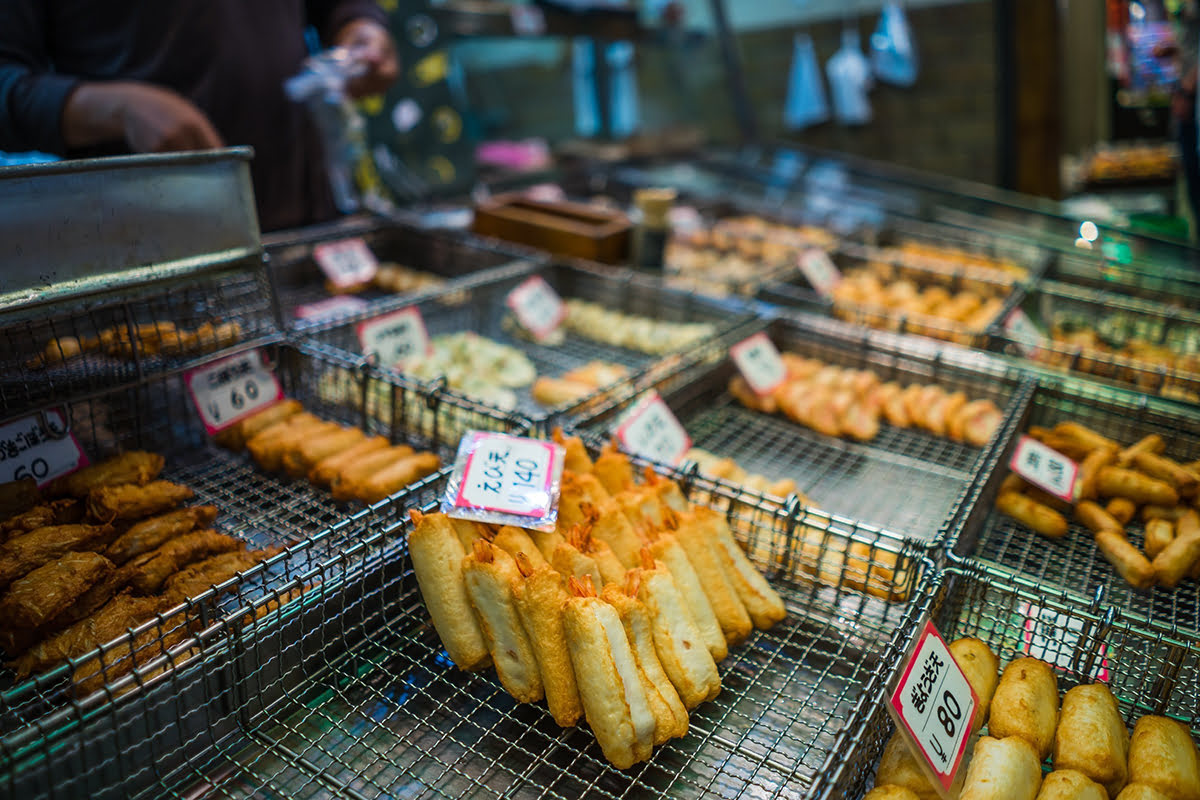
left=567, top=521, right=626, bottom=586
left=463, top=539, right=543, bottom=704
left=244, top=413, right=324, bottom=471
left=1078, top=448, right=1118, bottom=501
left=1127, top=716, right=1200, bottom=800
left=696, top=506, right=786, bottom=629
left=512, top=553, right=583, bottom=727
left=1107, top=497, right=1139, bottom=526
left=491, top=527, right=548, bottom=569
left=280, top=425, right=365, bottom=479
left=353, top=451, right=441, bottom=504
left=47, top=451, right=164, bottom=498
left=1053, top=683, right=1129, bottom=797
left=43, top=568, right=131, bottom=634
left=0, top=551, right=112, bottom=635
left=105, top=505, right=220, bottom=565
left=550, top=536, right=604, bottom=593
left=0, top=524, right=114, bottom=589
left=71, top=618, right=187, bottom=698
left=308, top=435, right=389, bottom=487
left=1116, top=787, right=1174, bottom=800
left=960, top=736, right=1043, bottom=800
left=123, top=529, right=240, bottom=594
left=1, top=499, right=83, bottom=538
left=670, top=509, right=753, bottom=645
left=949, top=637, right=998, bottom=733
left=328, top=445, right=415, bottom=502
left=161, top=548, right=279, bottom=606
left=592, top=440, right=635, bottom=495
left=1076, top=500, right=1124, bottom=535
left=875, top=733, right=939, bottom=800
left=865, top=788, right=922, bottom=800
left=1152, top=510, right=1200, bottom=589
left=1037, top=770, right=1107, bottom=800
left=997, top=492, right=1069, bottom=539
left=1095, top=468, right=1179, bottom=507
left=1096, top=530, right=1156, bottom=590
left=213, top=399, right=303, bottom=451
left=646, top=531, right=726, bottom=662
left=86, top=480, right=194, bottom=522
left=1145, top=519, right=1176, bottom=561
left=989, top=657, right=1060, bottom=760
left=552, top=428, right=594, bottom=474
left=11, top=593, right=161, bottom=679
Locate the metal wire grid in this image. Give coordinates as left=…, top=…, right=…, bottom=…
left=949, top=378, right=1200, bottom=639
left=0, top=265, right=278, bottom=420
left=0, top=343, right=526, bottom=797
left=302, top=261, right=758, bottom=430
left=170, top=463, right=929, bottom=800
left=575, top=314, right=1033, bottom=543
left=810, top=565, right=1200, bottom=799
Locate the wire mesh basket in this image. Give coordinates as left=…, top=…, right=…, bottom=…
left=811, top=564, right=1200, bottom=799
left=575, top=313, right=1034, bottom=544
left=165, top=456, right=930, bottom=800
left=0, top=342, right=527, bottom=798
left=300, top=261, right=760, bottom=432
left=948, top=376, right=1200, bottom=641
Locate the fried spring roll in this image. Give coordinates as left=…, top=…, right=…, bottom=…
left=1119, top=434, right=1166, bottom=466
left=1133, top=453, right=1199, bottom=498
left=696, top=506, right=786, bottom=629
left=563, top=576, right=654, bottom=768
left=552, top=429, right=593, bottom=474
left=1054, top=422, right=1119, bottom=455
left=124, top=529, right=240, bottom=594
left=960, top=736, right=1043, bottom=800
left=1078, top=448, right=1118, bottom=501
left=407, top=511, right=490, bottom=671
left=634, top=552, right=721, bottom=709
left=670, top=509, right=753, bottom=645
left=353, top=452, right=441, bottom=504
left=281, top=426, right=366, bottom=478
left=1152, top=510, right=1200, bottom=589
left=1036, top=770, right=1108, bottom=800
left=1107, top=498, right=1139, bottom=526
left=105, top=505, right=220, bottom=565
left=328, top=446, right=415, bottom=502
left=989, top=657, right=1060, bottom=760
left=997, top=492, right=1069, bottom=539
left=213, top=398, right=302, bottom=451
left=87, top=481, right=195, bottom=522
left=1076, top=501, right=1124, bottom=535
left=1145, top=518, right=1176, bottom=561
left=1127, top=716, right=1200, bottom=800
left=492, top=527, right=548, bottom=569
left=949, top=637, right=999, bottom=734
left=1096, top=530, right=1157, bottom=589
left=1096, top=468, right=1179, bottom=508
left=47, top=452, right=164, bottom=498
left=593, top=441, right=634, bottom=495
left=1053, top=683, right=1129, bottom=797
left=0, top=524, right=114, bottom=589
left=1, top=499, right=83, bottom=537
left=647, top=532, right=727, bottom=662
left=308, top=435, right=390, bottom=487
left=875, top=733, right=940, bottom=800
left=512, top=554, right=582, bottom=727
left=11, top=593, right=161, bottom=679
left=463, top=539, right=543, bottom=703
left=0, top=552, right=112, bottom=649
left=245, top=414, right=327, bottom=471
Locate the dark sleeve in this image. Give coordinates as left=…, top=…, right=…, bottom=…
left=306, top=0, right=389, bottom=45
left=0, top=0, right=79, bottom=154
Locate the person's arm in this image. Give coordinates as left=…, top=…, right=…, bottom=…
left=61, top=82, right=223, bottom=152
left=0, top=1, right=79, bottom=153
left=307, top=0, right=399, bottom=98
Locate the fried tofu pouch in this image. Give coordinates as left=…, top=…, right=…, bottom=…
left=960, top=735, right=1043, bottom=800
left=562, top=578, right=654, bottom=769
left=462, top=539, right=543, bottom=704
left=949, top=637, right=999, bottom=734
left=989, top=657, right=1060, bottom=760
left=512, top=554, right=582, bottom=727
left=1127, top=716, right=1200, bottom=800
left=1053, top=683, right=1130, bottom=797
left=874, top=733, right=940, bottom=800
left=86, top=481, right=195, bottom=522
left=407, top=511, right=490, bottom=672
left=105, top=505, right=220, bottom=565
left=47, top=451, right=164, bottom=498
left=1037, top=770, right=1108, bottom=800
left=0, top=524, right=114, bottom=589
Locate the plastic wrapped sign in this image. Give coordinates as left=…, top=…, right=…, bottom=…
left=784, top=33, right=829, bottom=130
left=871, top=1, right=918, bottom=87
left=827, top=28, right=873, bottom=126
left=443, top=431, right=566, bottom=531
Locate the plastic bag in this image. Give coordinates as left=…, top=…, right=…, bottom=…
left=441, top=431, right=566, bottom=532
left=827, top=28, right=873, bottom=125
left=871, top=1, right=918, bottom=87
left=784, top=33, right=829, bottom=130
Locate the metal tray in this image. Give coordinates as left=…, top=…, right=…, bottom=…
left=576, top=314, right=1033, bottom=543
left=949, top=377, right=1200, bottom=639
left=169, top=460, right=930, bottom=800
left=812, top=565, right=1200, bottom=799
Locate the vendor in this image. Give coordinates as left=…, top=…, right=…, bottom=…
left=0, top=2, right=398, bottom=231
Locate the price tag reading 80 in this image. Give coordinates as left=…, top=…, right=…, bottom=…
left=185, top=349, right=283, bottom=435
left=1010, top=435, right=1079, bottom=502
left=506, top=276, right=566, bottom=340
left=888, top=619, right=977, bottom=795
left=313, top=237, right=379, bottom=289
left=357, top=306, right=432, bottom=369
left=730, top=332, right=786, bottom=396
left=615, top=391, right=691, bottom=467
left=0, top=410, right=89, bottom=487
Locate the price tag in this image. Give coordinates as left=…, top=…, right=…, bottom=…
left=1019, top=601, right=1110, bottom=682
left=0, top=410, right=88, bottom=486
left=799, top=249, right=843, bottom=297
left=357, top=306, right=432, bottom=369
left=510, top=4, right=547, bottom=35
left=887, top=618, right=978, bottom=796
left=313, top=237, right=379, bottom=289
left=614, top=391, right=691, bottom=466
left=1010, top=435, right=1079, bottom=502
left=446, top=432, right=564, bottom=523
left=730, top=332, right=787, bottom=396
left=1004, top=309, right=1048, bottom=357
left=185, top=349, right=283, bottom=434
left=293, top=295, right=368, bottom=322
left=506, top=276, right=566, bottom=341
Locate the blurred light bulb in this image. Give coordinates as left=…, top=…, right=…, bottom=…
left=1080, top=221, right=1099, bottom=241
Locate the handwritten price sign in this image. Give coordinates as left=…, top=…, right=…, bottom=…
left=313, top=237, right=379, bottom=289
left=185, top=350, right=283, bottom=434
left=0, top=410, right=88, bottom=486
left=449, top=432, right=561, bottom=518
left=506, top=276, right=566, bottom=341
left=730, top=332, right=786, bottom=396
left=615, top=391, right=691, bottom=466
left=1010, top=435, right=1079, bottom=502
left=357, top=306, right=432, bottom=369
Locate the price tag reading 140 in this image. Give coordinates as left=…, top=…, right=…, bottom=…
left=0, top=410, right=89, bottom=486
left=888, top=619, right=978, bottom=796
left=185, top=349, right=283, bottom=435
left=730, top=332, right=786, bottom=396
left=615, top=391, right=691, bottom=467
left=1010, top=435, right=1079, bottom=502
left=446, top=431, right=563, bottom=523
left=357, top=306, right=431, bottom=369
left=506, top=276, right=566, bottom=340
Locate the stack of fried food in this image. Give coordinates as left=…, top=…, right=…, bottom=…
left=0, top=452, right=278, bottom=694
left=996, top=423, right=1200, bottom=591
left=729, top=354, right=1003, bottom=446
left=213, top=398, right=441, bottom=504
left=408, top=433, right=787, bottom=769
left=683, top=446, right=805, bottom=502
left=872, top=639, right=1200, bottom=800
left=531, top=361, right=629, bottom=408
left=891, top=239, right=1030, bottom=282
left=30, top=320, right=242, bottom=368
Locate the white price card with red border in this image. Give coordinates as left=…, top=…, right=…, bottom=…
left=798, top=249, right=843, bottom=297
left=0, top=410, right=89, bottom=486
left=887, top=618, right=978, bottom=797
left=614, top=391, right=691, bottom=467
left=357, top=306, right=432, bottom=369
left=313, top=237, right=379, bottom=289
left=1010, top=435, right=1079, bottom=502
left=444, top=431, right=565, bottom=529
left=506, top=276, right=566, bottom=341
left=185, top=349, right=283, bottom=435
left=293, top=294, right=368, bottom=322
left=730, top=332, right=787, bottom=396
left=1004, top=309, right=1048, bottom=357
left=1019, top=601, right=1110, bottom=682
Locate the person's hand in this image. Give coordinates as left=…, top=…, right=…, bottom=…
left=63, top=81, right=223, bottom=152
left=334, top=18, right=399, bottom=98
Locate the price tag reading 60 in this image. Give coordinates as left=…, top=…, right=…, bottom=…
left=185, top=349, right=283, bottom=435
left=0, top=410, right=89, bottom=487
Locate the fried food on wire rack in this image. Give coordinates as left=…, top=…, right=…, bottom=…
left=1, top=499, right=83, bottom=539
left=104, top=505, right=220, bottom=565
left=0, top=552, right=114, bottom=655
left=11, top=592, right=162, bottom=679
left=123, top=529, right=241, bottom=595
left=161, top=547, right=282, bottom=606
left=0, top=524, right=114, bottom=589
left=47, top=451, right=165, bottom=498
left=86, top=480, right=195, bottom=522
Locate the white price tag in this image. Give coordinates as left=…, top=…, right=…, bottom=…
left=799, top=249, right=843, bottom=297
left=506, top=276, right=566, bottom=341
left=730, top=332, right=786, bottom=396
left=510, top=4, right=547, bottom=35
left=185, top=350, right=283, bottom=435
left=615, top=391, right=691, bottom=466
left=888, top=619, right=977, bottom=796
left=357, top=307, right=432, bottom=369
left=1019, top=601, right=1110, bottom=682
left=448, top=432, right=562, bottom=519
left=293, top=295, right=368, bottom=322
left=313, top=237, right=379, bottom=289
left=1004, top=309, right=1048, bottom=357
left=1010, top=435, right=1079, bottom=502
left=0, top=410, right=88, bottom=487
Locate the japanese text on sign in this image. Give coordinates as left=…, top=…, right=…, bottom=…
left=0, top=410, right=88, bottom=486
left=1004, top=309, right=1048, bottom=357
left=615, top=392, right=691, bottom=466
left=185, top=350, right=283, bottom=434
left=452, top=433, right=560, bottom=518
left=888, top=619, right=977, bottom=794
left=799, top=249, right=843, bottom=297
left=1010, top=435, right=1079, bottom=502
left=506, top=276, right=566, bottom=340
left=730, top=332, right=787, bottom=396
left=357, top=306, right=431, bottom=369
left=1020, top=601, right=1110, bottom=682
left=313, top=237, right=379, bottom=288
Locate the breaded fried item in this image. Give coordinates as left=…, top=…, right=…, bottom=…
left=1053, top=683, right=1129, bottom=797
left=567, top=520, right=627, bottom=586
left=0, top=478, right=40, bottom=521
left=949, top=637, right=998, bottom=733
left=646, top=531, right=726, bottom=662
left=1037, top=770, right=1108, bottom=800
left=0, top=524, right=114, bottom=589
left=492, top=527, right=548, bottom=569
left=1, top=499, right=83, bottom=537
left=0, top=551, right=112, bottom=633
left=329, top=446, right=415, bottom=502
left=875, top=733, right=939, bottom=800
left=865, top=788, right=922, bottom=800
left=47, top=452, right=164, bottom=498
left=512, top=553, right=583, bottom=727
left=960, top=736, right=1043, bottom=800
left=281, top=426, right=366, bottom=478
left=1116, top=786, right=1173, bottom=800
left=670, top=509, right=753, bottom=645
left=42, top=568, right=131, bottom=634
left=990, top=657, right=1060, bottom=760
left=71, top=618, right=187, bottom=698
left=87, top=481, right=195, bottom=522
left=105, top=506, right=220, bottom=565
left=593, top=441, right=635, bottom=495
left=552, top=428, right=593, bottom=473
left=213, top=399, right=303, bottom=451
left=551, top=536, right=604, bottom=590
left=353, top=451, right=441, bottom=503
left=12, top=593, right=161, bottom=679
left=696, top=506, right=786, bottom=629
left=123, top=529, right=240, bottom=595
left=246, top=414, right=330, bottom=472
left=308, top=435, right=390, bottom=487
left=161, top=548, right=280, bottom=605
left=1128, top=716, right=1200, bottom=800
left=463, top=539, right=543, bottom=703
